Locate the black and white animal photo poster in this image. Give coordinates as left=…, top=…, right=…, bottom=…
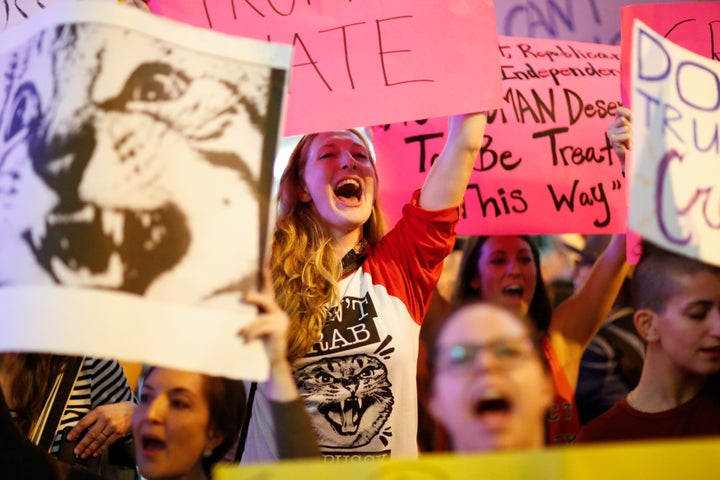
left=0, top=1, right=292, bottom=380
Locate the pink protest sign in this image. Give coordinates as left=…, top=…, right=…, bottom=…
left=150, top=0, right=501, bottom=136
left=371, top=36, right=626, bottom=236
left=620, top=2, right=720, bottom=103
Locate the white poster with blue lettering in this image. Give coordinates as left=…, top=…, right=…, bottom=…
left=629, top=19, right=720, bottom=266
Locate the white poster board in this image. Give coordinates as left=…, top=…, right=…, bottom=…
left=629, top=19, right=720, bottom=266
left=0, top=1, right=292, bottom=379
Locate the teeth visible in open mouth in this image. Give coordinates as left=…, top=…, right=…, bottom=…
left=46, top=153, right=74, bottom=177
left=50, top=251, right=124, bottom=288
left=475, top=389, right=510, bottom=414
left=504, top=286, right=523, bottom=295
left=336, top=179, right=360, bottom=189
left=29, top=218, right=47, bottom=249
left=482, top=389, right=503, bottom=400
left=334, top=179, right=361, bottom=199
left=47, top=204, right=95, bottom=225
left=140, top=212, right=152, bottom=229
left=102, top=209, right=125, bottom=246
left=339, top=397, right=362, bottom=412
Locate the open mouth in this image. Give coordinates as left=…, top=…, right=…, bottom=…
left=475, top=397, right=511, bottom=416
left=502, top=285, right=524, bottom=299
left=24, top=202, right=190, bottom=294
left=333, top=178, right=362, bottom=205
left=141, top=435, right=167, bottom=453
left=319, top=395, right=371, bottom=435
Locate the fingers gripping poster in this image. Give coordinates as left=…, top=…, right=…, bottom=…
left=0, top=2, right=292, bottom=379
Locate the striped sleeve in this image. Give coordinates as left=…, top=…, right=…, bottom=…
left=50, top=357, right=134, bottom=456
left=89, top=358, right=134, bottom=408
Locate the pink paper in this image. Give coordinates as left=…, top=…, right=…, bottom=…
left=150, top=0, right=502, bottom=136
left=371, top=36, right=625, bottom=236
left=620, top=2, right=720, bottom=263
left=621, top=2, right=720, bottom=104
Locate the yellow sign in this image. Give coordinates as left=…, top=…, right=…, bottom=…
left=215, top=438, right=719, bottom=480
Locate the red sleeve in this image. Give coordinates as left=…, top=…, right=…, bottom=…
left=364, top=190, right=459, bottom=325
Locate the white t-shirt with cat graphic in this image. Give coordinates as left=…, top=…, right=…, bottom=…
left=241, top=191, right=459, bottom=462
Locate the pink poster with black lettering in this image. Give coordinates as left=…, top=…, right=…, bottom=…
left=371, top=35, right=626, bottom=235
left=150, top=0, right=502, bottom=136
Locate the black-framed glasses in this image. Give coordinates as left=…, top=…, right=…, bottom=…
left=433, top=337, right=536, bottom=373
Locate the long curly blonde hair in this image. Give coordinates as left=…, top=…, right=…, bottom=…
left=273, top=130, right=386, bottom=363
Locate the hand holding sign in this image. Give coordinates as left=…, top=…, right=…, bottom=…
left=607, top=106, right=632, bottom=166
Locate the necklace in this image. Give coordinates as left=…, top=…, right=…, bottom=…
left=341, top=240, right=368, bottom=277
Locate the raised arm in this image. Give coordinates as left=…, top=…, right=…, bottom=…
left=418, top=112, right=487, bottom=210
left=549, top=234, right=628, bottom=388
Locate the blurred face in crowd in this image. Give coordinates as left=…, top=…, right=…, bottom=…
left=430, top=303, right=552, bottom=452
left=132, top=368, right=223, bottom=480
left=473, top=236, right=538, bottom=317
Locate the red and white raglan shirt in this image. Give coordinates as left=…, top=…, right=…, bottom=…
left=241, top=191, right=458, bottom=463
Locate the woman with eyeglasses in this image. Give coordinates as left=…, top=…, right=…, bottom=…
left=428, top=301, right=553, bottom=452
left=449, top=235, right=627, bottom=445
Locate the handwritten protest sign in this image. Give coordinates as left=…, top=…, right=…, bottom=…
left=370, top=36, right=625, bottom=235
left=150, top=0, right=502, bottom=136
left=628, top=20, right=720, bottom=266
left=619, top=3, right=720, bottom=264
left=621, top=2, right=720, bottom=103
left=0, top=2, right=292, bottom=379
left=496, top=0, right=683, bottom=45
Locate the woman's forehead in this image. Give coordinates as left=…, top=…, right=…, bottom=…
left=481, top=236, right=532, bottom=254
left=311, top=130, right=366, bottom=148
left=440, top=305, right=528, bottom=343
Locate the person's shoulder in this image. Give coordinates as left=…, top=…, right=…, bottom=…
left=577, top=399, right=629, bottom=443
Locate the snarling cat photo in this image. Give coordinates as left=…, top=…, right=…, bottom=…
left=0, top=20, right=280, bottom=309
left=296, top=354, right=394, bottom=449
